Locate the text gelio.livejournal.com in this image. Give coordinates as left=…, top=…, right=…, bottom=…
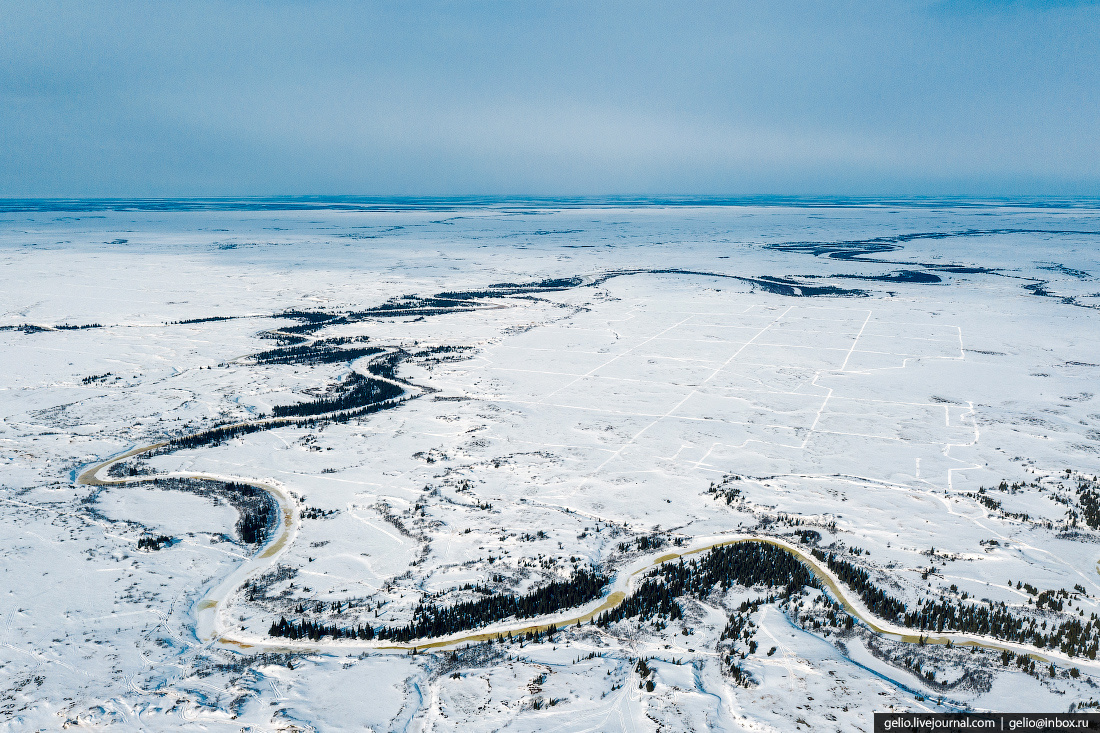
left=875, top=714, right=1099, bottom=732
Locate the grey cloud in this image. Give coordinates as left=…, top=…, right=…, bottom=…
left=1, top=0, right=1097, bottom=196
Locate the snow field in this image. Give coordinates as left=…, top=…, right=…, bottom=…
left=1, top=204, right=1099, bottom=729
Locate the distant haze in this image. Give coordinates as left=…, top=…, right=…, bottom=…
left=2, top=1, right=1098, bottom=197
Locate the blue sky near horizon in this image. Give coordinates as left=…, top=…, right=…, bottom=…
left=1, top=1, right=1097, bottom=198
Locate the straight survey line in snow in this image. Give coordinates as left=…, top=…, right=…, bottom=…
left=589, top=389, right=700, bottom=474
left=798, top=312, right=872, bottom=449
left=838, top=309, right=873, bottom=373
left=702, top=305, right=794, bottom=383
left=802, top=389, right=833, bottom=449
left=536, top=315, right=697, bottom=403
left=586, top=305, right=798, bottom=474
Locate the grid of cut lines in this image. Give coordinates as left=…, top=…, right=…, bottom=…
left=464, top=304, right=965, bottom=473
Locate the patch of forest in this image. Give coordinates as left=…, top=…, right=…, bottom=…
left=270, top=309, right=350, bottom=336
left=137, top=534, right=173, bottom=550
left=408, top=345, right=476, bottom=364
left=268, top=568, right=607, bottom=642
left=587, top=268, right=868, bottom=298
left=761, top=229, right=1060, bottom=273
left=595, top=542, right=817, bottom=627
left=164, top=419, right=294, bottom=451
left=261, top=536, right=1100, bottom=655
left=270, top=372, right=403, bottom=418
left=157, top=352, right=411, bottom=452
left=248, top=336, right=382, bottom=366
left=815, top=549, right=1100, bottom=659
left=434, top=277, right=584, bottom=300
left=1076, top=475, right=1100, bottom=529
left=810, top=549, right=906, bottom=619
left=138, top=478, right=279, bottom=546
left=595, top=541, right=1100, bottom=661
left=739, top=274, right=866, bottom=297
left=266, top=277, right=591, bottom=340
left=0, top=322, right=103, bottom=332
left=836, top=270, right=942, bottom=284
left=224, top=481, right=280, bottom=545
left=347, top=296, right=485, bottom=319
left=364, top=350, right=405, bottom=381
left=163, top=389, right=406, bottom=452
left=167, top=315, right=238, bottom=325
left=964, top=473, right=1100, bottom=531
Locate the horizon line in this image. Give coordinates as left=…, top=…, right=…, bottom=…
left=3, top=193, right=1100, bottom=214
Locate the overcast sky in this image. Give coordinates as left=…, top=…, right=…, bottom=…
left=1, top=1, right=1098, bottom=197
